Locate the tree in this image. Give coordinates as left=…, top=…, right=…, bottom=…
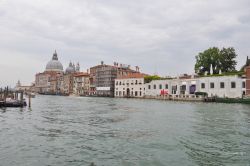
left=194, top=47, right=237, bottom=75
left=219, top=47, right=237, bottom=72
left=144, top=75, right=162, bottom=83
left=195, top=47, right=220, bottom=74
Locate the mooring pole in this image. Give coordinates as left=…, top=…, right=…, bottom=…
left=4, top=87, right=6, bottom=103
left=21, top=91, right=23, bottom=102
left=28, top=94, right=31, bottom=108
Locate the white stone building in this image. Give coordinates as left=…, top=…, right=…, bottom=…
left=144, top=75, right=245, bottom=98
left=196, top=75, right=245, bottom=98
left=115, top=73, right=145, bottom=98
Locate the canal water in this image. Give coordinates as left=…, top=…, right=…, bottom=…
left=0, top=95, right=250, bottom=166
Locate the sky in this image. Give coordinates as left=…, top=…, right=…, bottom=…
left=0, top=0, right=250, bottom=87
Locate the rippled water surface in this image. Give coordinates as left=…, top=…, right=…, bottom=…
left=0, top=95, right=250, bottom=166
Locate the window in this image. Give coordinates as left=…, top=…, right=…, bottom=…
left=154, top=84, right=156, bottom=89
left=242, top=81, right=246, bottom=88
left=135, top=80, right=138, bottom=85
left=148, top=85, right=151, bottom=89
left=220, top=82, right=225, bottom=89
left=140, top=91, right=142, bottom=96
left=201, top=83, right=205, bottom=89
left=165, top=84, right=168, bottom=89
left=231, top=82, right=236, bottom=88
left=159, top=84, right=162, bottom=89
left=135, top=91, right=138, bottom=96
left=210, top=82, right=214, bottom=89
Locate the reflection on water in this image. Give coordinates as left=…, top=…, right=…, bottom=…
left=0, top=96, right=250, bottom=166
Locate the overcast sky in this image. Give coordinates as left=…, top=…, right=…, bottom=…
left=0, top=0, right=250, bottom=87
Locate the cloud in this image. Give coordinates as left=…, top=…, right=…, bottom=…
left=0, top=0, right=249, bottom=86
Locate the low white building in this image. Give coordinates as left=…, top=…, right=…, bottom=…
left=144, top=75, right=245, bottom=98
left=196, top=75, right=245, bottom=98
left=115, top=73, right=145, bottom=98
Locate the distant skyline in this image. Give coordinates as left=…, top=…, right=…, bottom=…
left=0, top=0, right=250, bottom=87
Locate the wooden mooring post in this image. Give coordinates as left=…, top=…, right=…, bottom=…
left=28, top=94, right=31, bottom=108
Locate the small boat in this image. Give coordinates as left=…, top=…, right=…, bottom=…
left=0, top=98, right=27, bottom=107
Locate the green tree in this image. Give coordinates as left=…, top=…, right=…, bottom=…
left=195, top=47, right=237, bottom=75
left=195, top=47, right=220, bottom=74
left=219, top=47, right=237, bottom=72
left=144, top=75, right=162, bottom=83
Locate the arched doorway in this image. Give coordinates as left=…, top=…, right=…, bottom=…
left=126, top=88, right=130, bottom=97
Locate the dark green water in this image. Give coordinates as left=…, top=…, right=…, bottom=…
left=0, top=95, right=250, bottom=166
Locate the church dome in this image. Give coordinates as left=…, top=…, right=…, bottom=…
left=65, top=62, right=75, bottom=74
left=45, top=51, right=63, bottom=72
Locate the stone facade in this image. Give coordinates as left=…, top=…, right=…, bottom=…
left=115, top=73, right=145, bottom=98
left=73, top=73, right=90, bottom=96
left=90, top=62, right=140, bottom=97
left=144, top=75, right=245, bottom=98
left=35, top=51, right=84, bottom=95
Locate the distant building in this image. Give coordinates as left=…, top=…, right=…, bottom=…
left=73, top=72, right=90, bottom=96
left=144, top=75, right=246, bottom=98
left=115, top=73, right=146, bottom=98
left=15, top=80, right=35, bottom=93
left=90, top=61, right=141, bottom=97
left=35, top=51, right=64, bottom=94
left=35, top=51, right=83, bottom=95
left=246, top=65, right=250, bottom=96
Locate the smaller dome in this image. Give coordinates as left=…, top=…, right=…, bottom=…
left=65, top=62, right=75, bottom=74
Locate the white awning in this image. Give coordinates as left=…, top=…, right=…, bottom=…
left=96, top=87, right=110, bottom=91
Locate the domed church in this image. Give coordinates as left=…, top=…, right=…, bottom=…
left=65, top=62, right=80, bottom=74
left=35, top=50, right=83, bottom=95
left=45, top=50, right=64, bottom=72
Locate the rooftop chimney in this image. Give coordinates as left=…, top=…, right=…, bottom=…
left=135, top=66, right=140, bottom=72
